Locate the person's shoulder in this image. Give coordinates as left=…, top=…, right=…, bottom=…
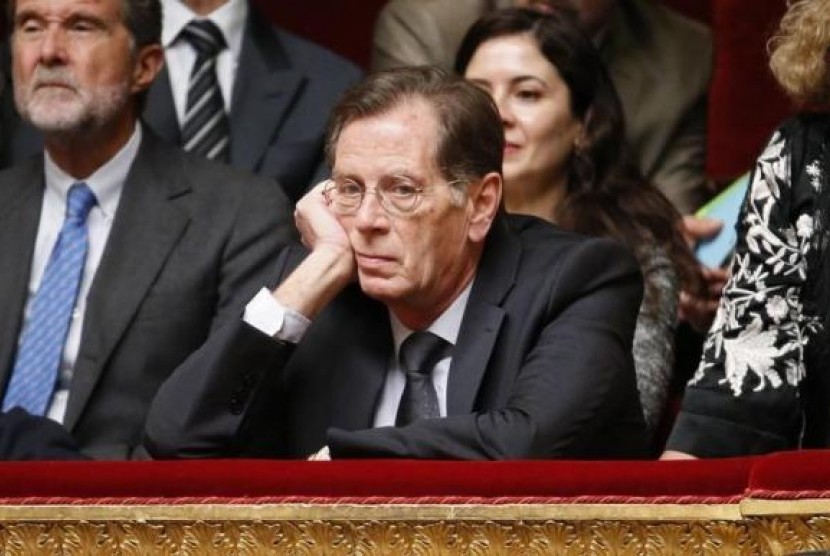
left=635, top=0, right=711, bottom=48
left=377, top=0, right=490, bottom=25
left=776, top=112, right=830, bottom=141
left=506, top=213, right=638, bottom=272
left=0, top=154, right=41, bottom=184
left=250, top=14, right=362, bottom=82
left=139, top=133, right=289, bottom=206
left=616, top=0, right=711, bottom=74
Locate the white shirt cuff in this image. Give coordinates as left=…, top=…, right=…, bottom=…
left=243, top=287, right=311, bottom=344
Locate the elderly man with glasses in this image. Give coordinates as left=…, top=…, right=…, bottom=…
left=146, top=66, right=649, bottom=461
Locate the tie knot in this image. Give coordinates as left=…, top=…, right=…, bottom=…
left=181, top=19, right=226, bottom=57
left=66, top=182, right=97, bottom=223
left=399, top=331, right=449, bottom=376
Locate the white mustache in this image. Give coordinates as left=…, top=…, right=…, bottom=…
left=30, top=66, right=78, bottom=91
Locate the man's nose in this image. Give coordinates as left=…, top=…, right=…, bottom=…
left=38, top=26, right=69, bottom=64
left=353, top=189, right=390, bottom=231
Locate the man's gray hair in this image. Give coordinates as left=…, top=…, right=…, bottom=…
left=325, top=66, right=504, bottom=191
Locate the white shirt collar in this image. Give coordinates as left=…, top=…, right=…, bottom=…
left=389, top=279, right=475, bottom=356
left=161, top=0, right=248, bottom=59
left=43, top=125, right=142, bottom=220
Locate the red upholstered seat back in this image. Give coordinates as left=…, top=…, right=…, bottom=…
left=655, top=0, right=793, bottom=182
left=250, top=0, right=387, bottom=68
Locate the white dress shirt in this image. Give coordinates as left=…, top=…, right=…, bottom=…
left=161, top=0, right=248, bottom=123
left=243, top=280, right=474, bottom=426
left=23, top=126, right=141, bottom=423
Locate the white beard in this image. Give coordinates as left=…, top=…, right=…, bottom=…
left=15, top=66, right=131, bottom=134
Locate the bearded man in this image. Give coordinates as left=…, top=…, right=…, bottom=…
left=0, top=0, right=293, bottom=459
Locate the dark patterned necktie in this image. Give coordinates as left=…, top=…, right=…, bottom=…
left=180, top=19, right=230, bottom=161
left=395, top=331, right=450, bottom=426
left=3, top=183, right=97, bottom=415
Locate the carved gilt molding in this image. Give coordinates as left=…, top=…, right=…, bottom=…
left=0, top=500, right=829, bottom=554
left=0, top=517, right=828, bottom=555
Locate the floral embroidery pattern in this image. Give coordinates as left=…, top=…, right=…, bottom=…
left=691, top=130, right=823, bottom=397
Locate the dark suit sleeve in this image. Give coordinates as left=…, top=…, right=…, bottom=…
left=144, top=246, right=302, bottom=458
left=209, top=176, right=296, bottom=332
left=0, top=409, right=88, bottom=461
left=328, top=239, right=646, bottom=459
left=144, top=319, right=294, bottom=458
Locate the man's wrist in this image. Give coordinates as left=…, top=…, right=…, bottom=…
left=272, top=244, right=354, bottom=320
left=243, top=288, right=311, bottom=343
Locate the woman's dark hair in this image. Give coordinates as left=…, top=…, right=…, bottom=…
left=455, top=7, right=702, bottom=304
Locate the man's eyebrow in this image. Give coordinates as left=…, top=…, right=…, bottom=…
left=64, top=11, right=108, bottom=27
left=14, top=8, right=41, bottom=25
left=385, top=172, right=427, bottom=186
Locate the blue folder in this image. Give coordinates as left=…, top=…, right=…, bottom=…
left=694, top=172, right=750, bottom=268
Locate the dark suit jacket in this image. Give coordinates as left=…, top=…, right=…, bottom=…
left=143, top=6, right=361, bottom=203
left=146, top=214, right=649, bottom=460
left=0, top=131, right=294, bottom=459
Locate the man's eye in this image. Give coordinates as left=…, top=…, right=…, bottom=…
left=387, top=183, right=419, bottom=198
left=18, top=20, right=44, bottom=33
left=337, top=182, right=363, bottom=196
left=70, top=20, right=96, bottom=32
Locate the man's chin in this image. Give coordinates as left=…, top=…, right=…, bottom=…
left=26, top=111, right=90, bottom=135
left=18, top=94, right=85, bottom=130
left=357, top=274, right=407, bottom=303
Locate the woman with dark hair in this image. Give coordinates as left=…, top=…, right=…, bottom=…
left=456, top=7, right=701, bottom=436
left=664, top=0, right=830, bottom=458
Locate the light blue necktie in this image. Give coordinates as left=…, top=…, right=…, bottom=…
left=3, top=182, right=97, bottom=415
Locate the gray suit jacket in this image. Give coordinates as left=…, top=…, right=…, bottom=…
left=371, top=0, right=712, bottom=212
left=146, top=214, right=649, bottom=460
left=0, top=131, right=294, bottom=459
left=143, top=6, right=362, bottom=203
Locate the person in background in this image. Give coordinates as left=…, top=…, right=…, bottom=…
left=456, top=8, right=701, bottom=437
left=3, top=0, right=362, bottom=204
left=663, top=0, right=830, bottom=458
left=145, top=66, right=649, bottom=461
left=0, top=0, right=292, bottom=459
left=372, top=0, right=712, bottom=215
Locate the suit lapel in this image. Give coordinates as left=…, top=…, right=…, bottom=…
left=447, top=215, right=519, bottom=414
left=229, top=12, right=305, bottom=172
left=142, top=68, right=181, bottom=145
left=63, top=134, right=191, bottom=429
left=0, top=160, right=45, bottom=392
left=329, top=288, right=392, bottom=429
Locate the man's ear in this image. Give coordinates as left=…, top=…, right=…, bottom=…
left=468, top=171, right=502, bottom=243
left=131, top=44, right=165, bottom=95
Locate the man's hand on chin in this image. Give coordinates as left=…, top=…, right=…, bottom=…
left=295, top=181, right=354, bottom=264
left=272, top=182, right=356, bottom=321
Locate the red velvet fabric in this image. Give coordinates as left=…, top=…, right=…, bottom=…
left=749, top=450, right=830, bottom=498
left=0, top=458, right=752, bottom=503
left=705, top=0, right=792, bottom=181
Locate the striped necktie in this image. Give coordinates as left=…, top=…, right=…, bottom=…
left=180, top=19, right=230, bottom=162
left=3, top=182, right=97, bottom=415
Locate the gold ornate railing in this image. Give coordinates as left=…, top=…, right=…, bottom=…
left=0, top=453, right=828, bottom=554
